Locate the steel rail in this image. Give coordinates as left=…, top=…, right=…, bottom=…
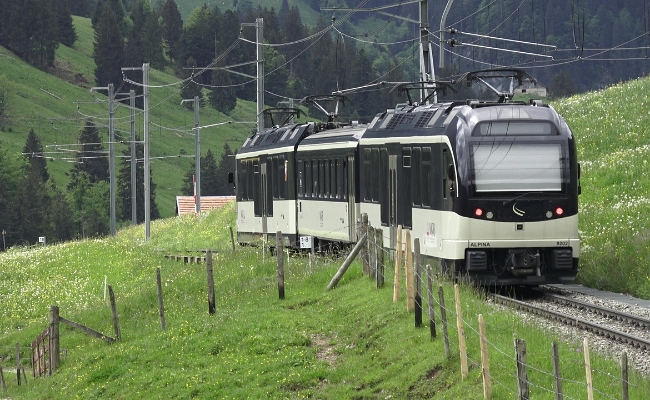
left=489, top=293, right=650, bottom=351
left=542, top=292, right=650, bottom=328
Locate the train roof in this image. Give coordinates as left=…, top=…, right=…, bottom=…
left=297, top=123, right=367, bottom=150
left=237, top=122, right=313, bottom=156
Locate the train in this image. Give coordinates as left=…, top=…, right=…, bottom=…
left=233, top=69, right=581, bottom=286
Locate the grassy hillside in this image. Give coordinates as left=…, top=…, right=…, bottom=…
left=553, top=78, right=650, bottom=298
left=0, top=16, right=259, bottom=219
left=1, top=204, right=649, bottom=399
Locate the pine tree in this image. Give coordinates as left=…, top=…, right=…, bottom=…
left=161, top=0, right=183, bottom=62
left=215, top=143, right=236, bottom=196
left=200, top=149, right=219, bottom=196
left=117, top=135, right=160, bottom=223
left=93, top=6, right=124, bottom=87
left=23, top=129, right=49, bottom=182
left=0, top=143, right=24, bottom=249
left=208, top=62, right=237, bottom=114
left=68, top=120, right=109, bottom=188
left=47, top=179, right=74, bottom=242
left=55, top=0, right=78, bottom=47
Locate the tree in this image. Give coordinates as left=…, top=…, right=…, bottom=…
left=68, top=120, right=109, bottom=187
left=47, top=180, right=74, bottom=243
left=181, top=148, right=219, bottom=196
left=13, top=162, right=50, bottom=244
left=55, top=0, right=78, bottom=47
left=215, top=143, right=236, bottom=196
left=161, top=0, right=183, bottom=62
left=0, top=75, right=13, bottom=128
left=550, top=71, right=577, bottom=99
left=0, top=143, right=24, bottom=249
left=93, top=6, right=124, bottom=87
left=68, top=172, right=110, bottom=238
left=117, top=135, right=161, bottom=223
left=208, top=62, right=237, bottom=114
left=23, top=129, right=49, bottom=182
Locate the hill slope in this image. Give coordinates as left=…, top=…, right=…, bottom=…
left=0, top=16, right=256, bottom=219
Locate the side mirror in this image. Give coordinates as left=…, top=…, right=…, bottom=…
left=447, top=164, right=456, bottom=181
left=227, top=172, right=234, bottom=184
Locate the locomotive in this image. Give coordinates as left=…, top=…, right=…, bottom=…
left=234, top=70, right=580, bottom=285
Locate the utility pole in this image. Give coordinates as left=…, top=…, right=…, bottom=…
left=439, top=0, right=455, bottom=69
left=181, top=96, right=201, bottom=214
left=122, top=64, right=151, bottom=240
left=90, top=83, right=117, bottom=236
left=130, top=90, right=137, bottom=225
left=241, top=18, right=264, bottom=132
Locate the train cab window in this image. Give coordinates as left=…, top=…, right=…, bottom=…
left=247, top=160, right=254, bottom=201
left=475, top=121, right=554, bottom=136
left=412, top=147, right=421, bottom=206
left=422, top=148, right=432, bottom=207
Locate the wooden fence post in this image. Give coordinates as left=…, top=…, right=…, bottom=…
left=454, top=284, right=468, bottom=379
left=515, top=338, right=529, bottom=400
left=438, top=285, right=450, bottom=359
left=108, top=285, right=121, bottom=341
left=0, top=365, right=6, bottom=393
left=479, top=314, right=491, bottom=399
left=206, top=249, right=216, bottom=314
left=229, top=226, right=236, bottom=252
left=583, top=338, right=594, bottom=400
left=376, top=229, right=384, bottom=289
left=327, top=235, right=367, bottom=290
left=405, top=230, right=414, bottom=312
left=414, top=238, right=422, bottom=327
left=426, top=265, right=436, bottom=339
left=15, top=343, right=20, bottom=386
left=369, top=227, right=377, bottom=281
left=360, top=214, right=369, bottom=275
left=551, top=341, right=564, bottom=400
left=393, top=225, right=402, bottom=302
left=277, top=231, right=285, bottom=300
left=49, top=305, right=60, bottom=375
left=621, top=351, right=628, bottom=400
left=156, top=268, right=166, bottom=329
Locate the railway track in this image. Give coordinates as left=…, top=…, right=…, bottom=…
left=488, top=292, right=650, bottom=351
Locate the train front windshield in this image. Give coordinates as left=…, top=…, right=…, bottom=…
left=471, top=142, right=564, bottom=192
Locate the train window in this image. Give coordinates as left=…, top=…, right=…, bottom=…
left=298, top=160, right=304, bottom=198
left=335, top=159, right=342, bottom=199
left=380, top=149, right=388, bottom=208
left=363, top=148, right=372, bottom=201
left=281, top=157, right=287, bottom=199
left=247, top=160, right=254, bottom=201
left=342, top=158, right=348, bottom=200
left=372, top=148, right=380, bottom=202
left=319, top=160, right=325, bottom=198
left=402, top=148, right=412, bottom=227
left=476, top=121, right=554, bottom=136
left=271, top=157, right=279, bottom=199
left=305, top=160, right=312, bottom=197
left=422, top=148, right=432, bottom=207
left=253, top=160, right=260, bottom=216
left=442, top=149, right=448, bottom=200
left=311, top=160, right=318, bottom=197
left=412, top=147, right=421, bottom=206
left=325, top=159, right=331, bottom=198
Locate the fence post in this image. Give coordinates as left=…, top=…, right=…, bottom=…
left=454, top=284, right=468, bottom=379
left=414, top=238, right=422, bottom=328
left=376, top=228, right=384, bottom=288
left=515, top=338, right=529, bottom=400
left=229, top=226, right=236, bottom=252
left=551, top=341, right=564, bottom=400
left=405, top=230, right=414, bottom=312
left=438, top=285, right=450, bottom=358
left=15, top=343, right=20, bottom=385
left=277, top=231, right=285, bottom=300
left=156, top=268, right=166, bottom=329
left=327, top=234, right=367, bottom=290
left=426, top=265, right=436, bottom=339
left=621, top=351, right=628, bottom=400
left=49, top=305, right=60, bottom=375
left=369, top=226, right=377, bottom=281
left=108, top=285, right=121, bottom=341
left=478, top=314, right=491, bottom=399
left=583, top=338, right=594, bottom=400
left=0, top=365, right=6, bottom=393
left=393, top=225, right=402, bottom=302
left=360, top=214, right=369, bottom=275
left=206, top=249, right=216, bottom=314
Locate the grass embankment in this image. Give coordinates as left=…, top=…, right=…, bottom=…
left=1, top=203, right=649, bottom=399
left=554, top=78, right=650, bottom=298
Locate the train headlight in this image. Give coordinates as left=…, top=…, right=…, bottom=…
left=546, top=211, right=553, bottom=218
left=486, top=211, right=494, bottom=219
left=474, top=208, right=484, bottom=217
left=555, top=207, right=564, bottom=216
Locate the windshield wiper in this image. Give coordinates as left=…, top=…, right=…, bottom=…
left=502, top=191, right=543, bottom=206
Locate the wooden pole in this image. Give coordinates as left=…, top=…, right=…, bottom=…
left=478, top=314, right=491, bottom=399
left=361, top=213, right=369, bottom=275
left=108, top=285, right=121, bottom=341
left=15, top=342, right=20, bottom=386
left=438, top=285, right=451, bottom=358
left=49, top=305, right=60, bottom=375
left=551, top=342, right=564, bottom=400
left=277, top=231, right=285, bottom=300
left=375, top=228, right=384, bottom=289
left=621, top=351, right=629, bottom=400
left=393, top=225, right=402, bottom=302
left=206, top=249, right=216, bottom=314
left=426, top=265, right=436, bottom=339
left=156, top=268, right=166, bottom=329
left=405, top=230, right=414, bottom=311
left=414, top=238, right=422, bottom=327
left=454, top=284, right=468, bottom=379
left=327, top=234, right=367, bottom=290
left=0, top=365, right=6, bottom=393
left=369, top=226, right=377, bottom=280
left=515, top=338, right=529, bottom=400
left=229, top=226, right=236, bottom=252
left=583, top=338, right=594, bottom=400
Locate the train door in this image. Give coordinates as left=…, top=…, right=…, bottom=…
left=347, top=155, right=356, bottom=241
left=388, top=154, right=398, bottom=250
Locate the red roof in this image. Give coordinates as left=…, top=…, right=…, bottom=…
left=176, top=196, right=235, bottom=216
